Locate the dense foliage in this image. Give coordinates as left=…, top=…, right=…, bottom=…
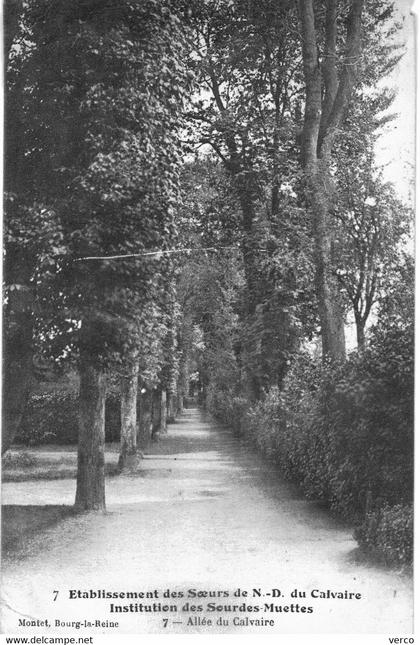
left=17, top=387, right=121, bottom=446
left=211, top=263, right=414, bottom=564
left=354, top=504, right=413, bottom=566
left=3, top=0, right=414, bottom=559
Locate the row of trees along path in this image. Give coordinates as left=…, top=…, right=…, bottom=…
left=3, top=0, right=413, bottom=515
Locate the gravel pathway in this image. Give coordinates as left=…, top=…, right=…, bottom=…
left=1, top=408, right=413, bottom=634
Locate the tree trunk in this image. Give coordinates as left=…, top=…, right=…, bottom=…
left=137, top=385, right=153, bottom=449
left=2, top=352, right=33, bottom=455
left=3, top=3, right=34, bottom=455
left=177, top=390, right=184, bottom=415
left=2, top=285, right=34, bottom=455
left=167, top=393, right=177, bottom=423
left=298, top=0, right=363, bottom=363
left=151, top=389, right=162, bottom=439
left=312, top=176, right=346, bottom=362
left=355, top=314, right=365, bottom=350
left=177, top=359, right=188, bottom=413
left=160, top=389, right=167, bottom=433
left=75, top=351, right=106, bottom=512
left=118, top=361, right=140, bottom=471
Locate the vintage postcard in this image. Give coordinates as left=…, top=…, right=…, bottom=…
left=1, top=0, right=415, bottom=642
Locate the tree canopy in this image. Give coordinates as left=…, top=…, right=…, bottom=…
left=3, top=0, right=413, bottom=518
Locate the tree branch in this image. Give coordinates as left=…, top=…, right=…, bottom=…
left=298, top=0, right=322, bottom=170
left=318, top=0, right=338, bottom=149
left=320, top=0, right=364, bottom=159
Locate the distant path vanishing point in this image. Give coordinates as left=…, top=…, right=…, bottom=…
left=1, top=408, right=413, bottom=634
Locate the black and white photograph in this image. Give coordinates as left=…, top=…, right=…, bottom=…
left=1, top=0, right=415, bottom=640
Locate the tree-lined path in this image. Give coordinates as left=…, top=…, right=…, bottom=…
left=1, top=409, right=413, bottom=634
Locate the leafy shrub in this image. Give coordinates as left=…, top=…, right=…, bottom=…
left=17, top=388, right=121, bottom=445
left=354, top=504, right=413, bottom=565
left=105, top=391, right=121, bottom=442
left=244, top=341, right=413, bottom=516
left=18, top=389, right=79, bottom=445
left=207, top=387, right=249, bottom=435
left=233, top=313, right=413, bottom=565
left=2, top=450, right=37, bottom=468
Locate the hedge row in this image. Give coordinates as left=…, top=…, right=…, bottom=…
left=207, top=389, right=249, bottom=436
left=208, top=330, right=413, bottom=565
left=354, top=504, right=413, bottom=566
left=17, top=390, right=121, bottom=445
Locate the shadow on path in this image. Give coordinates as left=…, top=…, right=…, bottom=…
left=1, top=407, right=413, bottom=634
left=2, top=505, right=76, bottom=556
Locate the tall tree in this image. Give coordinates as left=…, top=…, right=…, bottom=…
left=297, top=0, right=400, bottom=360
left=330, top=77, right=410, bottom=349
left=334, top=164, right=412, bottom=349
left=298, top=0, right=364, bottom=361
left=119, top=346, right=140, bottom=471
left=185, top=0, right=305, bottom=398
left=4, top=0, right=192, bottom=508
